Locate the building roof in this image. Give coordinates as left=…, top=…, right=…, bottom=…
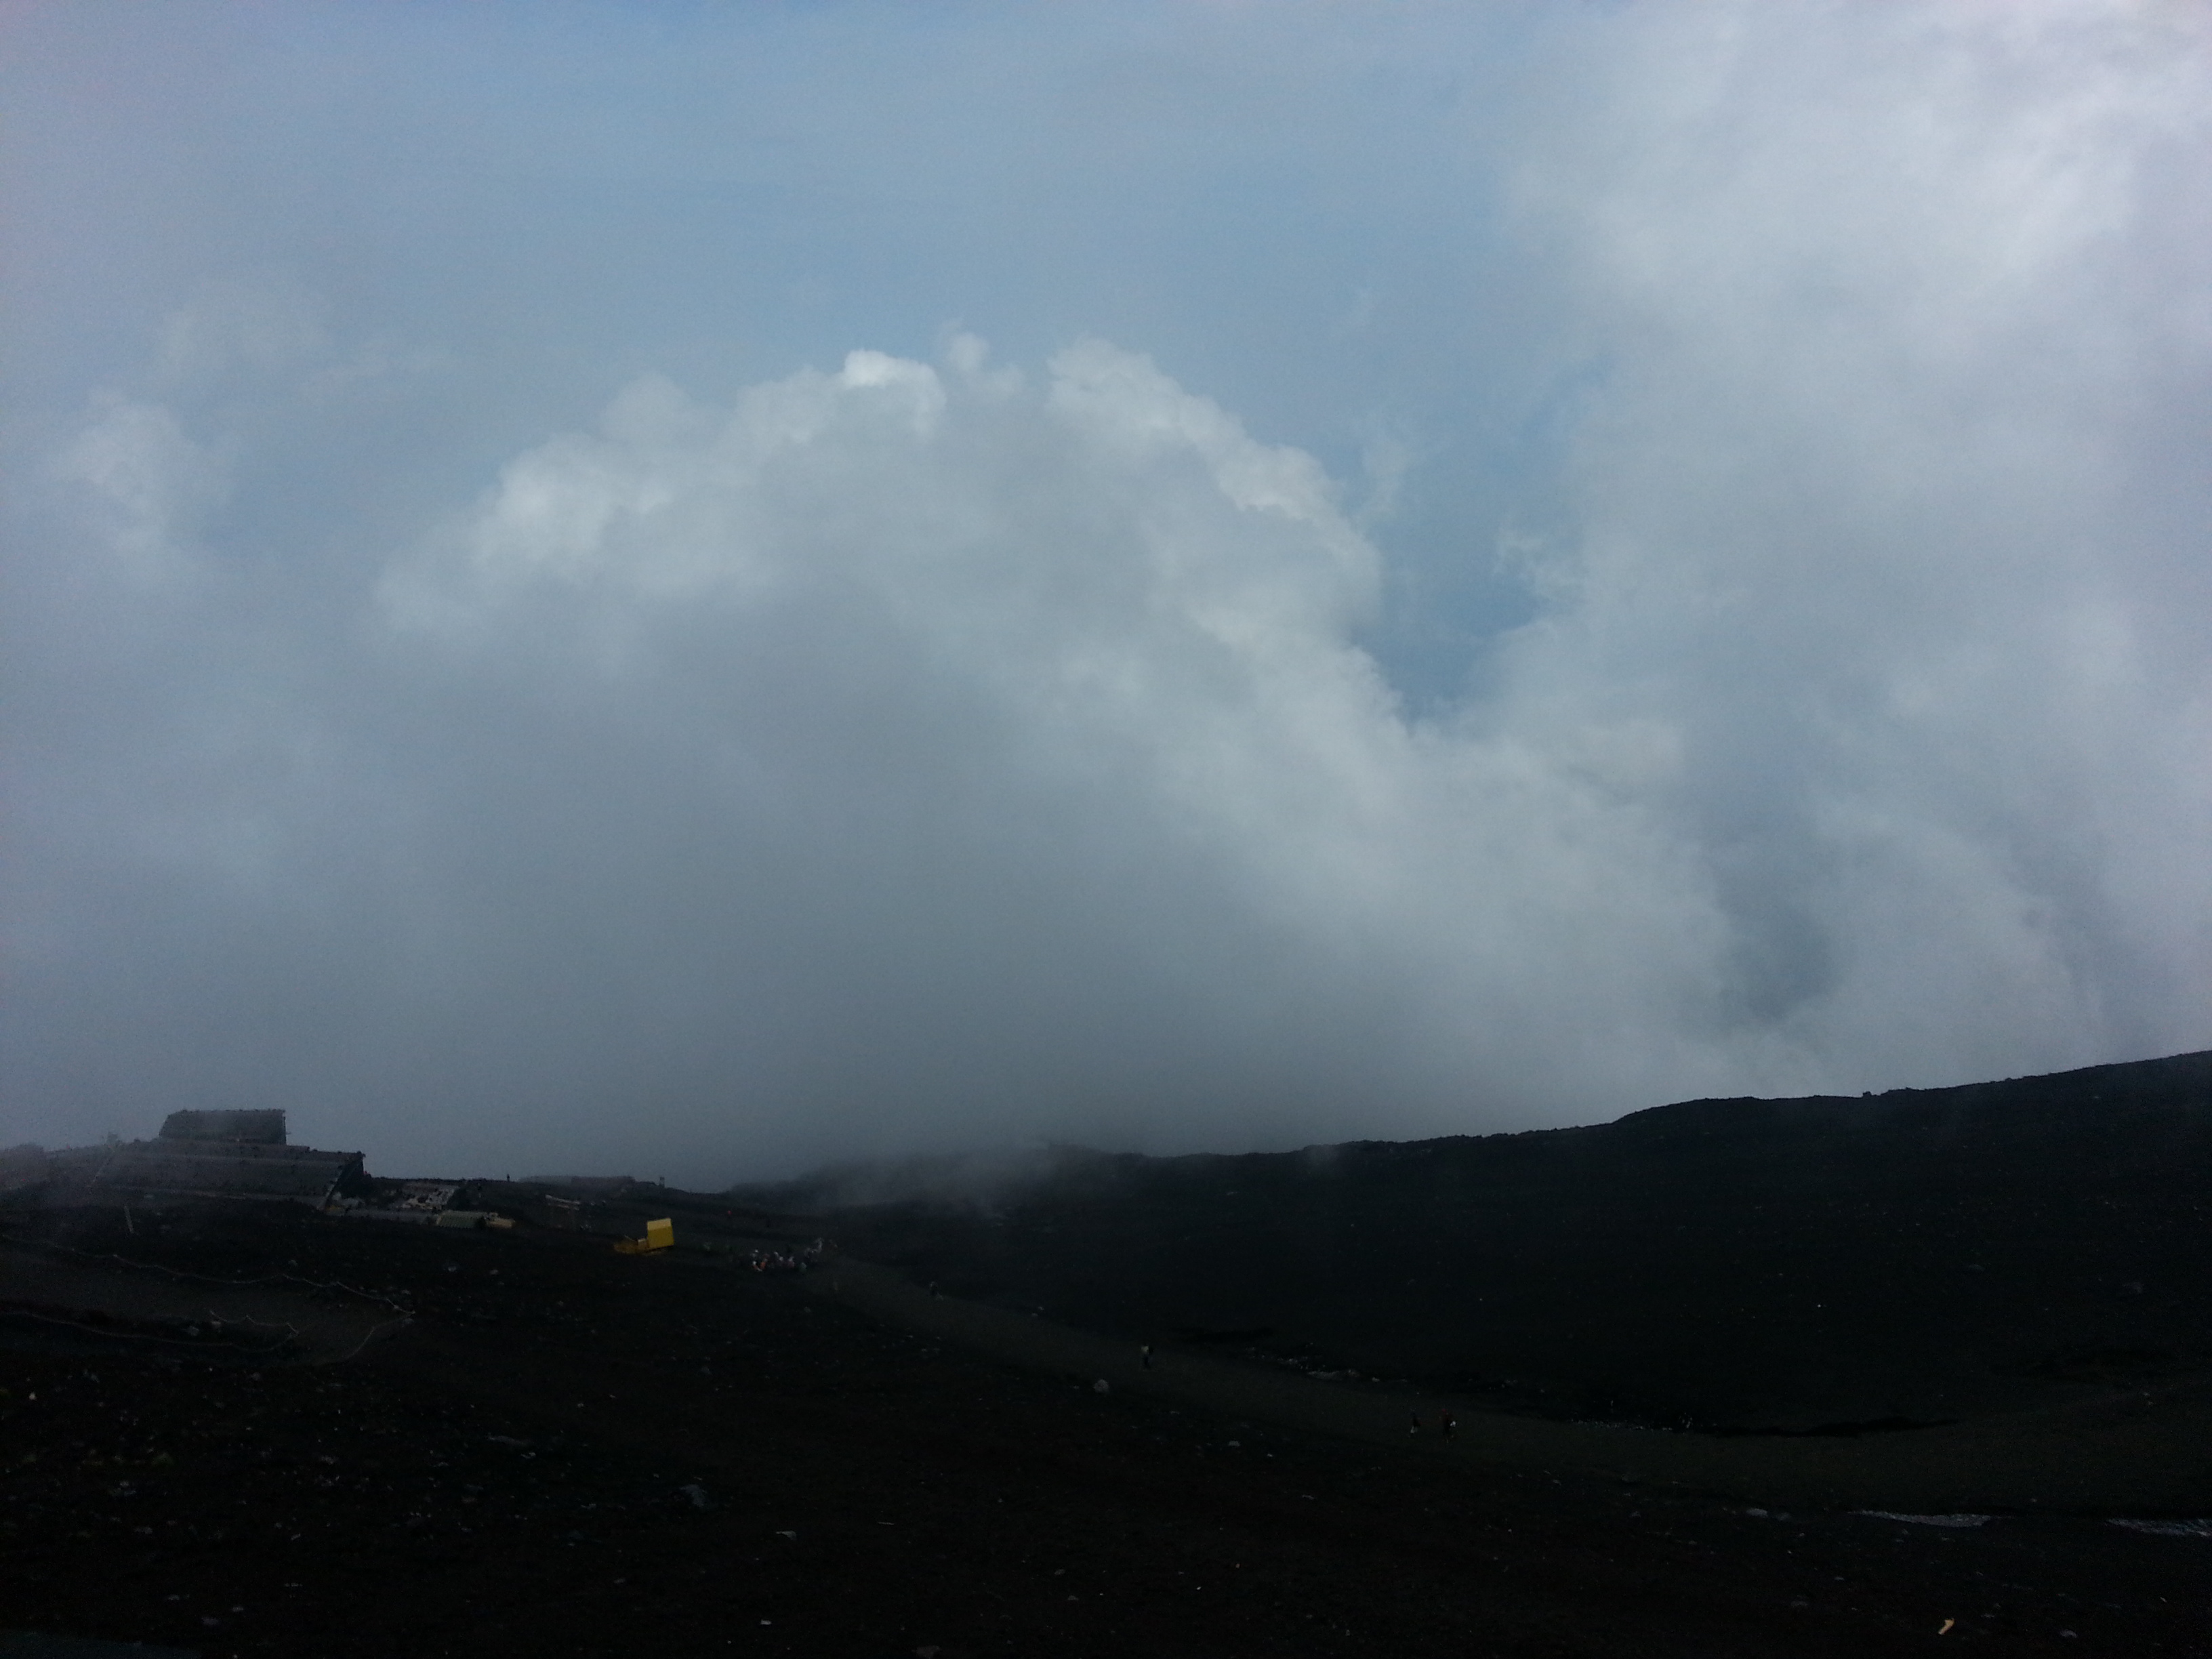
left=80, top=1139, right=363, bottom=1204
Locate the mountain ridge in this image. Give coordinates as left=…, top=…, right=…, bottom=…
left=764, top=1048, right=2212, bottom=1435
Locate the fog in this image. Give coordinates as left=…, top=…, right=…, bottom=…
left=5, top=3, right=2207, bottom=1180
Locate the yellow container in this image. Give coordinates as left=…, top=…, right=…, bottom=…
left=614, top=1217, right=675, bottom=1254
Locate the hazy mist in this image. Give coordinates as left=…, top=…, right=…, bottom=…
left=5, top=2, right=2207, bottom=1180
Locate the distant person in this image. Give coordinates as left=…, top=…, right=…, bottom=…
left=1140, top=1344, right=1153, bottom=1370
left=1409, top=1411, right=1422, bottom=1435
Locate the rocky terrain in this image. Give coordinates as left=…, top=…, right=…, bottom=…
left=3, top=1052, right=2208, bottom=1656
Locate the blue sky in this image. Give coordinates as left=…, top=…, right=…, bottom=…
left=7, top=3, right=1562, bottom=703
left=5, top=2, right=2209, bottom=1177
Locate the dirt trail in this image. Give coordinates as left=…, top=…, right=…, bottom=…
left=0, top=1243, right=404, bottom=1363
left=815, top=1254, right=2212, bottom=1515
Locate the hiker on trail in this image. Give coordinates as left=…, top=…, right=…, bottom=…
left=1440, top=1410, right=1456, bottom=1441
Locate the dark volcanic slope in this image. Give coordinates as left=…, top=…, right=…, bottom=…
left=7, top=1195, right=2209, bottom=1658
left=794, top=1050, right=2212, bottom=1431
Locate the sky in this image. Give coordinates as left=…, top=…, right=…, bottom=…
left=3, top=1, right=2208, bottom=1181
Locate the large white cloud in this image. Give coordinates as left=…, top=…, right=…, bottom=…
left=359, top=338, right=1738, bottom=1169
left=1494, top=0, right=2212, bottom=1082
left=5, top=1, right=2207, bottom=1178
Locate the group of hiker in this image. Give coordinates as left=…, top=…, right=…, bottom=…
left=745, top=1236, right=828, bottom=1273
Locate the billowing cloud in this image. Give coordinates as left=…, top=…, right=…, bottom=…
left=3, top=2, right=2207, bottom=1179
left=360, top=340, right=1744, bottom=1163
left=51, top=396, right=228, bottom=585
left=1495, top=0, right=2212, bottom=1080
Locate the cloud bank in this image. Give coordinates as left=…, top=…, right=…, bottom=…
left=5, top=3, right=2207, bottom=1178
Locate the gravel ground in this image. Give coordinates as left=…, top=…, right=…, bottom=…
left=3, top=1198, right=2207, bottom=1658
